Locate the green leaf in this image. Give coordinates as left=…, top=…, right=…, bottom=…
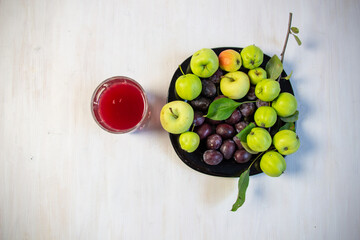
left=265, top=55, right=283, bottom=80
left=231, top=169, right=250, bottom=211
left=205, top=98, right=241, bottom=120
left=291, top=27, right=299, bottom=34
left=282, top=70, right=293, bottom=80
left=235, top=122, right=256, bottom=142
left=280, top=110, right=299, bottom=122
left=240, top=141, right=259, bottom=154
left=279, top=122, right=296, bottom=132
left=293, top=34, right=302, bottom=46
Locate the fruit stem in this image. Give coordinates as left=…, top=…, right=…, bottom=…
left=179, top=65, right=185, bottom=75
left=248, top=150, right=266, bottom=170
left=169, top=107, right=178, bottom=119
left=280, top=13, right=293, bottom=63
left=277, top=12, right=293, bottom=82
left=228, top=77, right=236, bottom=82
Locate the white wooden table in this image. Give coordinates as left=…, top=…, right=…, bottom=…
left=1, top=0, right=359, bottom=239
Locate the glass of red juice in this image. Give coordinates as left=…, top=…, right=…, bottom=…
left=91, top=76, right=149, bottom=133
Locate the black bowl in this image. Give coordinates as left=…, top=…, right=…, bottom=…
left=167, top=47, right=294, bottom=177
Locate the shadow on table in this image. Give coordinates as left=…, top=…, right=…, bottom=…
left=135, top=92, right=166, bottom=133
left=200, top=176, right=236, bottom=207
left=282, top=60, right=316, bottom=176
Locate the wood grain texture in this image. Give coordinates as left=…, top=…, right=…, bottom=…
left=0, top=0, right=359, bottom=239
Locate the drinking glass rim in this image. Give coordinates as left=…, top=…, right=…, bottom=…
left=91, top=76, right=149, bottom=134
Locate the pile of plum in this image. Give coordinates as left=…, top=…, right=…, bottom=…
left=190, top=69, right=268, bottom=165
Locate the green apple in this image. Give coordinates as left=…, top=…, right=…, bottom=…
left=254, top=106, right=277, bottom=128
left=255, top=79, right=280, bottom=101
left=175, top=74, right=202, bottom=100
left=179, top=131, right=200, bottom=153
left=246, top=127, right=272, bottom=152
left=240, top=45, right=264, bottom=70
left=160, top=101, right=194, bottom=134
left=248, top=67, right=267, bottom=85
left=273, top=130, right=300, bottom=155
left=220, top=71, right=250, bottom=99
left=272, top=92, right=298, bottom=117
left=260, top=151, right=286, bottom=177
left=190, top=48, right=219, bottom=78
left=219, top=49, right=242, bottom=72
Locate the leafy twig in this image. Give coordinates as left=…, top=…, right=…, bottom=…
left=280, top=13, right=293, bottom=63
left=277, top=13, right=292, bottom=82
left=277, top=12, right=301, bottom=82
left=232, top=13, right=302, bottom=212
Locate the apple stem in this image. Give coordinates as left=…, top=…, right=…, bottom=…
left=228, top=77, right=236, bottom=82
left=179, top=65, right=185, bottom=75
left=191, top=123, right=195, bottom=132
left=277, top=12, right=293, bottom=82
left=169, top=107, right=178, bottom=119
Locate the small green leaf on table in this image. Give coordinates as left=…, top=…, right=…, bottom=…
left=231, top=169, right=250, bottom=211
left=280, top=110, right=299, bottom=122
left=265, top=55, right=284, bottom=80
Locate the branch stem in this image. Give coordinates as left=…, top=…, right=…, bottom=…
left=281, top=13, right=293, bottom=63
left=277, top=12, right=293, bottom=82
left=248, top=151, right=266, bottom=170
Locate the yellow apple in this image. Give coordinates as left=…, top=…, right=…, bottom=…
left=160, top=101, right=194, bottom=134
left=220, top=71, right=250, bottom=99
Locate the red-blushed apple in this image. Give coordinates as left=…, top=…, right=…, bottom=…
left=219, top=49, right=242, bottom=72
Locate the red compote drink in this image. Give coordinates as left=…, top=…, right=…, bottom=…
left=91, top=76, right=148, bottom=133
